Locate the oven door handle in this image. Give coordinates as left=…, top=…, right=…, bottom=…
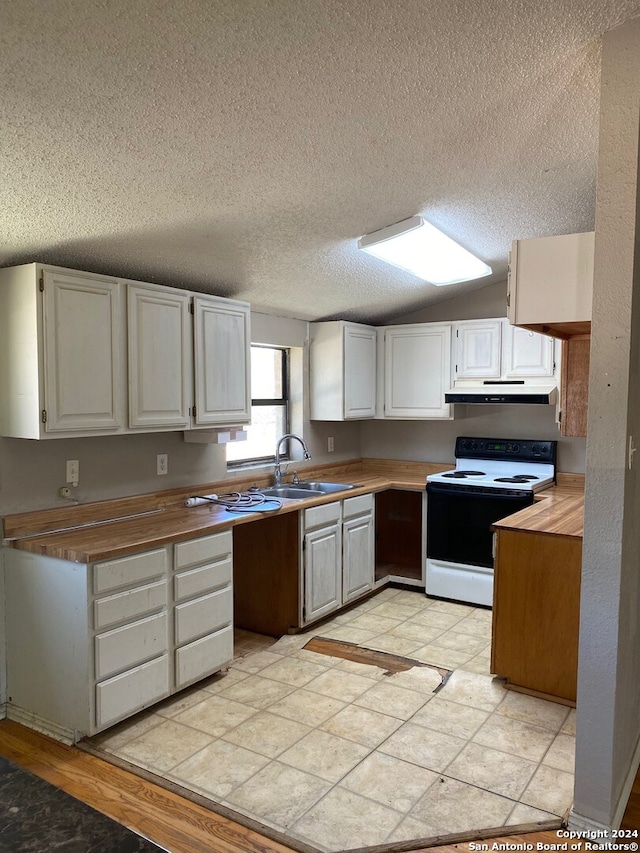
left=426, top=482, right=529, bottom=499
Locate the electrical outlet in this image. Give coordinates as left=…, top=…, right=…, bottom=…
left=327, top=436, right=334, bottom=452
left=157, top=453, right=168, bottom=475
left=66, top=459, right=79, bottom=485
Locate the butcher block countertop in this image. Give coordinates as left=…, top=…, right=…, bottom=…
left=492, top=473, right=585, bottom=539
left=1, top=458, right=448, bottom=564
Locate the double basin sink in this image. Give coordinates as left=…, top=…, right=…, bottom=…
left=260, top=481, right=358, bottom=500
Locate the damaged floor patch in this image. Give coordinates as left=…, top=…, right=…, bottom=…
left=304, top=636, right=452, bottom=690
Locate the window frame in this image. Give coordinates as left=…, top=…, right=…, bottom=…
left=226, top=344, right=291, bottom=469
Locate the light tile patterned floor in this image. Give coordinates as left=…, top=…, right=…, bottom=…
left=90, top=588, right=575, bottom=852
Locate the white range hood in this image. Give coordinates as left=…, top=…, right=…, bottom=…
left=445, top=381, right=558, bottom=405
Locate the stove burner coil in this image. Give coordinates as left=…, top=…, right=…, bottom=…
left=441, top=470, right=486, bottom=478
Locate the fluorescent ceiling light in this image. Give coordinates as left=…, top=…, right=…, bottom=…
left=358, top=215, right=492, bottom=285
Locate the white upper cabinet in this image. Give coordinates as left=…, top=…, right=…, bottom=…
left=503, top=323, right=555, bottom=378
left=127, top=284, right=192, bottom=430
left=453, top=318, right=555, bottom=382
left=0, top=264, right=125, bottom=439
left=0, top=263, right=251, bottom=438
left=309, top=321, right=377, bottom=420
left=507, top=232, right=594, bottom=336
left=382, top=323, right=452, bottom=419
left=193, top=295, right=251, bottom=426
left=454, top=319, right=502, bottom=379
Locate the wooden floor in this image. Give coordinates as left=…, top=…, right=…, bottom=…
left=0, top=717, right=638, bottom=853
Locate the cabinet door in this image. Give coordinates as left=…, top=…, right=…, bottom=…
left=508, top=232, right=594, bottom=330
left=193, top=295, right=251, bottom=425
left=384, top=324, right=451, bottom=418
left=304, top=523, right=342, bottom=623
left=343, top=513, right=374, bottom=603
left=343, top=324, right=377, bottom=418
left=503, top=325, right=555, bottom=378
left=454, top=320, right=502, bottom=379
left=128, top=285, right=191, bottom=429
left=43, top=270, right=122, bottom=432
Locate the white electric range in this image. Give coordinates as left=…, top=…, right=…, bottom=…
left=425, top=436, right=557, bottom=606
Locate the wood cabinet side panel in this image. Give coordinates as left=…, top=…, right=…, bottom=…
left=492, top=529, right=581, bottom=701
left=560, top=337, right=590, bottom=437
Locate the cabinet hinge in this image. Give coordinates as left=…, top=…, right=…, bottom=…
left=558, top=410, right=562, bottom=423
left=39, top=272, right=44, bottom=292
left=191, top=405, right=197, bottom=417
left=506, top=292, right=510, bottom=308
left=189, top=302, right=195, bottom=315
left=41, top=409, right=47, bottom=423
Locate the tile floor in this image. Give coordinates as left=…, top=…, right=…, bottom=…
left=90, top=587, right=575, bottom=852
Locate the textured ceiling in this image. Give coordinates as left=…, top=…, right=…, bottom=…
left=2, top=1, right=640, bottom=323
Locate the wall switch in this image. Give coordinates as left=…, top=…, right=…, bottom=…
left=327, top=436, right=334, bottom=452
left=66, top=459, right=79, bottom=485
left=157, top=453, right=168, bottom=475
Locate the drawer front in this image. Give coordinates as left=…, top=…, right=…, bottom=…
left=343, top=492, right=374, bottom=519
left=175, top=587, right=232, bottom=646
left=93, top=548, right=167, bottom=595
left=94, top=580, right=167, bottom=630
left=175, top=531, right=232, bottom=569
left=95, top=653, right=170, bottom=729
left=95, top=612, right=168, bottom=680
left=175, top=626, right=233, bottom=690
left=174, top=557, right=232, bottom=602
left=304, top=501, right=341, bottom=530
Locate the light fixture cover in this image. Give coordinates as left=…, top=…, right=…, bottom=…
left=358, top=215, right=492, bottom=285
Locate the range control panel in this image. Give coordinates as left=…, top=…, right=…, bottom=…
left=455, top=436, right=557, bottom=464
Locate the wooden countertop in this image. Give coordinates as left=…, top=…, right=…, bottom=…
left=1, top=459, right=447, bottom=564
left=492, top=474, right=585, bottom=539
left=2, top=460, right=585, bottom=562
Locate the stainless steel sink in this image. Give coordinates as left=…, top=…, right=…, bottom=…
left=260, top=486, right=322, bottom=499
left=260, top=482, right=358, bottom=499
left=297, top=481, right=358, bottom=493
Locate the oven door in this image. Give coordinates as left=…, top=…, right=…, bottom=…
left=426, top=482, right=534, bottom=569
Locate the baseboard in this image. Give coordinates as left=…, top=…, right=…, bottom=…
left=6, top=705, right=76, bottom=745
left=0, top=704, right=6, bottom=721
left=569, top=728, right=640, bottom=836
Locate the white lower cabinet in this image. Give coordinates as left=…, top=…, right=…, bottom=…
left=302, top=493, right=375, bottom=625
left=342, top=494, right=375, bottom=603
left=92, top=548, right=170, bottom=729
left=173, top=531, right=234, bottom=690
left=303, top=502, right=342, bottom=623
left=4, top=531, right=234, bottom=742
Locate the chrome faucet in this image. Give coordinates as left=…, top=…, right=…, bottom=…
left=274, top=434, right=311, bottom=485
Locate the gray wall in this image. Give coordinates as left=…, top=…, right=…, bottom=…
left=362, top=279, right=587, bottom=474
left=573, top=16, right=640, bottom=830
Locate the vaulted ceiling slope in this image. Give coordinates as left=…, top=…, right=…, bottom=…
left=2, top=1, right=640, bottom=324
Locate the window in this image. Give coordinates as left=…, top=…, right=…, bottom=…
left=227, top=345, right=290, bottom=466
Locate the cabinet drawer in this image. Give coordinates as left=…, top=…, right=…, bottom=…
left=343, top=493, right=373, bottom=519
left=95, top=653, right=170, bottom=729
left=94, top=580, right=167, bottom=630
left=175, top=626, right=233, bottom=690
left=174, top=557, right=232, bottom=602
left=95, top=612, right=168, bottom=680
left=93, top=549, right=167, bottom=594
left=175, top=530, right=232, bottom=569
left=304, top=501, right=341, bottom=530
left=175, top=587, right=232, bottom=646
